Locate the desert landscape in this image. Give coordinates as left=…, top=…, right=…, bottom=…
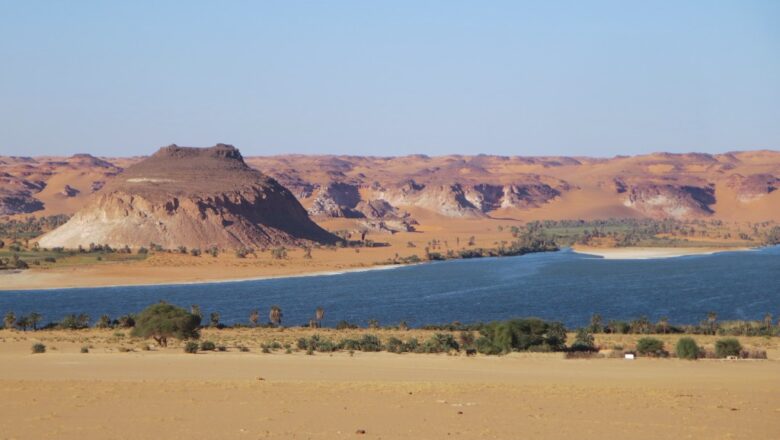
left=2, top=2, right=779, bottom=439
left=1, top=326, right=779, bottom=440
left=2, top=146, right=779, bottom=289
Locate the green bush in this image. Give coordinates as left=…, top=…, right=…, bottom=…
left=183, top=341, right=199, bottom=353
left=80, top=346, right=89, bottom=354
left=675, top=337, right=700, bottom=360
left=636, top=337, right=666, bottom=357
left=715, top=338, right=742, bottom=358
left=338, top=338, right=361, bottom=351
left=475, top=336, right=502, bottom=355
left=131, top=303, right=201, bottom=347
left=570, top=328, right=596, bottom=352
left=403, top=337, right=419, bottom=352
left=200, top=341, right=216, bottom=351
left=358, top=334, right=382, bottom=352
left=418, top=333, right=460, bottom=353
left=31, top=343, right=46, bottom=354
left=385, top=337, right=405, bottom=353
left=59, top=313, right=90, bottom=330
left=297, top=335, right=338, bottom=352
left=477, top=319, right=567, bottom=354
left=335, top=320, right=358, bottom=330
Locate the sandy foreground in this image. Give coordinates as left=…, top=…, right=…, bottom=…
left=1, top=330, right=779, bottom=439
left=572, top=245, right=752, bottom=260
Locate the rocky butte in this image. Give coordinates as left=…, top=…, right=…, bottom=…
left=37, top=144, right=338, bottom=250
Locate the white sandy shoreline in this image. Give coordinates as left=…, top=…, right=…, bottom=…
left=0, top=263, right=409, bottom=292
left=571, top=246, right=753, bottom=260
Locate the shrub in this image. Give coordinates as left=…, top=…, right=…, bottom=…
left=335, top=320, right=358, bottom=330
left=80, top=346, right=89, bottom=353
left=419, top=333, right=460, bottom=353
left=385, top=337, right=405, bottom=353
left=475, top=336, right=502, bottom=355
left=31, top=343, right=46, bottom=354
left=200, top=341, right=216, bottom=351
left=358, top=334, right=382, bottom=352
left=183, top=341, right=199, bottom=353
left=316, top=340, right=337, bottom=352
left=636, top=337, right=666, bottom=357
left=715, top=338, right=742, bottom=358
left=217, top=345, right=227, bottom=352
left=59, top=313, right=90, bottom=330
left=570, top=328, right=596, bottom=352
left=131, top=302, right=201, bottom=347
left=675, top=337, right=700, bottom=360
left=116, top=314, right=136, bottom=328
left=339, top=338, right=361, bottom=351
left=96, top=314, right=112, bottom=329
left=478, top=318, right=567, bottom=354
left=297, top=335, right=338, bottom=352
left=403, top=338, right=419, bottom=352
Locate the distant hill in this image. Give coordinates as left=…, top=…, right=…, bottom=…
left=35, top=144, right=338, bottom=249
left=1, top=149, right=778, bottom=229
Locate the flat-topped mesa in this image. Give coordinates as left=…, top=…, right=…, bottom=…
left=37, top=144, right=339, bottom=250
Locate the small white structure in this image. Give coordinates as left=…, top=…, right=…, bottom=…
left=624, top=353, right=635, bottom=360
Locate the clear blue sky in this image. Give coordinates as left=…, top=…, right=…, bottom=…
left=1, top=1, right=778, bottom=157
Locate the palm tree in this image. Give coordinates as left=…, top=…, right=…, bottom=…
left=315, top=307, right=325, bottom=328
left=96, top=314, right=112, bottom=329
left=706, top=311, right=718, bottom=335
left=589, top=314, right=603, bottom=333
left=3, top=312, right=16, bottom=330
left=16, top=316, right=30, bottom=331
left=657, top=316, right=669, bottom=334
left=269, top=306, right=282, bottom=327
left=28, top=312, right=42, bottom=331
left=249, top=309, right=259, bottom=327
left=763, top=313, right=773, bottom=335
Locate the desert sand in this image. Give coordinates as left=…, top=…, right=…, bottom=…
left=0, top=329, right=778, bottom=439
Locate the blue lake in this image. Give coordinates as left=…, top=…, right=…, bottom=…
left=1, top=247, right=779, bottom=328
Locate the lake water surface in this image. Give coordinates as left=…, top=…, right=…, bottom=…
left=1, top=247, right=779, bottom=328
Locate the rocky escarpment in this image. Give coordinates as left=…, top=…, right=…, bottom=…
left=308, top=182, right=364, bottom=218
left=726, top=174, right=778, bottom=202
left=0, top=173, right=45, bottom=215
left=375, top=178, right=569, bottom=217
left=306, top=182, right=416, bottom=232
left=7, top=150, right=780, bottom=224
left=37, top=144, right=338, bottom=249
left=622, top=183, right=716, bottom=219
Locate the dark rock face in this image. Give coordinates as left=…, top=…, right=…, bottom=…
left=38, top=144, right=338, bottom=249
left=0, top=191, right=44, bottom=215
left=727, top=173, right=778, bottom=202
left=0, top=173, right=45, bottom=215
left=60, top=185, right=80, bottom=197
